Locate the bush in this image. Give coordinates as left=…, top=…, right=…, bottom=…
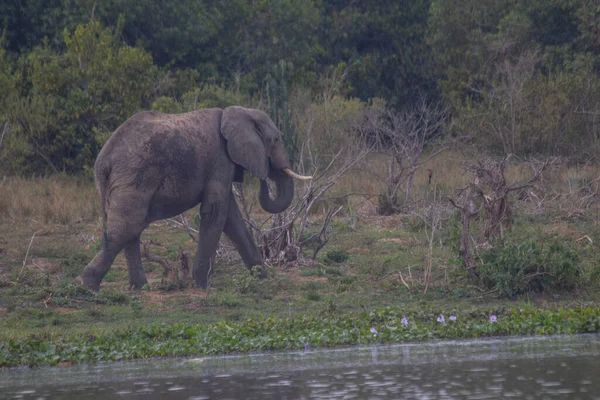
left=325, top=250, right=349, bottom=263
left=478, top=235, right=581, bottom=298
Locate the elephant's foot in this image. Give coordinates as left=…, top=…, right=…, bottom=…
left=253, top=266, right=268, bottom=279
left=75, top=272, right=101, bottom=292
left=193, top=270, right=215, bottom=290
left=128, top=276, right=148, bottom=290
left=128, top=269, right=148, bottom=290
left=194, top=276, right=210, bottom=290
left=192, top=259, right=214, bottom=290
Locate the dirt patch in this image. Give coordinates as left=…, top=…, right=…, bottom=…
left=348, top=247, right=370, bottom=254
left=51, top=306, right=79, bottom=313
left=6, top=248, right=20, bottom=256
left=545, top=224, right=584, bottom=241
left=28, top=258, right=61, bottom=274
left=298, top=276, right=328, bottom=283
left=356, top=200, right=378, bottom=216
left=141, top=287, right=209, bottom=304
left=274, top=293, right=301, bottom=301
left=362, top=214, right=410, bottom=229
left=378, top=237, right=417, bottom=245
left=285, top=268, right=329, bottom=285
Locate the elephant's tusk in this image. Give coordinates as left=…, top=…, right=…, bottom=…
left=284, top=168, right=312, bottom=180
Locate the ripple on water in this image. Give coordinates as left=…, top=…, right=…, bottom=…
left=503, top=389, right=524, bottom=397
left=307, top=381, right=330, bottom=387
left=469, top=367, right=489, bottom=372
left=466, top=393, right=498, bottom=399
left=546, top=388, right=576, bottom=395
left=535, top=379, right=561, bottom=386
left=264, top=380, right=292, bottom=387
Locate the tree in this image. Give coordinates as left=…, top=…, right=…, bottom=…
left=4, top=19, right=156, bottom=174
left=363, top=96, right=449, bottom=214
left=322, top=0, right=436, bottom=108
left=449, top=155, right=549, bottom=275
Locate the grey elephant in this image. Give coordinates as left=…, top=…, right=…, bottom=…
left=78, top=106, right=311, bottom=291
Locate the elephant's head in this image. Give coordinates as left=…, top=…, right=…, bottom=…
left=221, top=106, right=311, bottom=213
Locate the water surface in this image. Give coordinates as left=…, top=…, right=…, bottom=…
left=2, top=334, right=600, bottom=399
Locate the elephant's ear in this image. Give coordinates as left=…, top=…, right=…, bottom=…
left=221, top=106, right=268, bottom=180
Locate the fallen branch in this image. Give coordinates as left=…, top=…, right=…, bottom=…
left=398, top=272, right=410, bottom=290
left=43, top=292, right=53, bottom=308
left=142, top=240, right=177, bottom=281
left=0, top=122, right=9, bottom=153
left=17, top=230, right=41, bottom=282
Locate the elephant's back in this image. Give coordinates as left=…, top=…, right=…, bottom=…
left=100, top=108, right=224, bottom=199
left=108, top=108, right=222, bottom=145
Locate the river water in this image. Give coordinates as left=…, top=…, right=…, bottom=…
left=2, top=334, right=600, bottom=399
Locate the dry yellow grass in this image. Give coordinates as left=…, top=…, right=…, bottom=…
left=0, top=151, right=597, bottom=226
left=0, top=175, right=100, bottom=225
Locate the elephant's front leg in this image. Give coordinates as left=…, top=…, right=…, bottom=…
left=223, top=194, right=266, bottom=278
left=193, top=184, right=230, bottom=289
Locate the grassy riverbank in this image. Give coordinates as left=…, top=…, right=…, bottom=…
left=1, top=155, right=600, bottom=368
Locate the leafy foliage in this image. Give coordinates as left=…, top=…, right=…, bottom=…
left=478, top=235, right=581, bottom=298
left=427, top=0, right=600, bottom=156
left=1, top=305, right=599, bottom=367
left=3, top=20, right=156, bottom=174
left=3, top=0, right=600, bottom=174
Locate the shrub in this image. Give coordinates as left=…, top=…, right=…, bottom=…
left=478, top=235, right=581, bottom=298
left=325, top=250, right=349, bottom=263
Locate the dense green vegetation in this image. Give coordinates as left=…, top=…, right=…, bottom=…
left=2, top=0, right=600, bottom=174
left=2, top=304, right=600, bottom=367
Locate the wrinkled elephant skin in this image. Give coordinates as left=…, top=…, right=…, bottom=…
left=78, top=106, right=310, bottom=291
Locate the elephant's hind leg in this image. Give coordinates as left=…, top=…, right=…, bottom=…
left=80, top=193, right=150, bottom=291
left=124, top=236, right=148, bottom=289
left=80, top=238, right=125, bottom=291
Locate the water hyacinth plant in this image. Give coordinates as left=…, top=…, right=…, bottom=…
left=1, top=305, right=599, bottom=368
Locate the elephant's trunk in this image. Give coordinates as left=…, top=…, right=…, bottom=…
left=259, top=169, right=294, bottom=214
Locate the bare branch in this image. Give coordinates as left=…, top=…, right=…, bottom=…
left=142, top=240, right=178, bottom=281
left=18, top=230, right=41, bottom=282
left=235, top=103, right=376, bottom=266
left=165, top=216, right=198, bottom=242
left=0, top=122, right=9, bottom=153
left=361, top=97, right=450, bottom=214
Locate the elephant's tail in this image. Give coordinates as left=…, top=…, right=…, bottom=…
left=95, top=161, right=111, bottom=252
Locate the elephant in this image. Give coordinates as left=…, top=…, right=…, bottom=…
left=77, top=106, right=311, bottom=291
